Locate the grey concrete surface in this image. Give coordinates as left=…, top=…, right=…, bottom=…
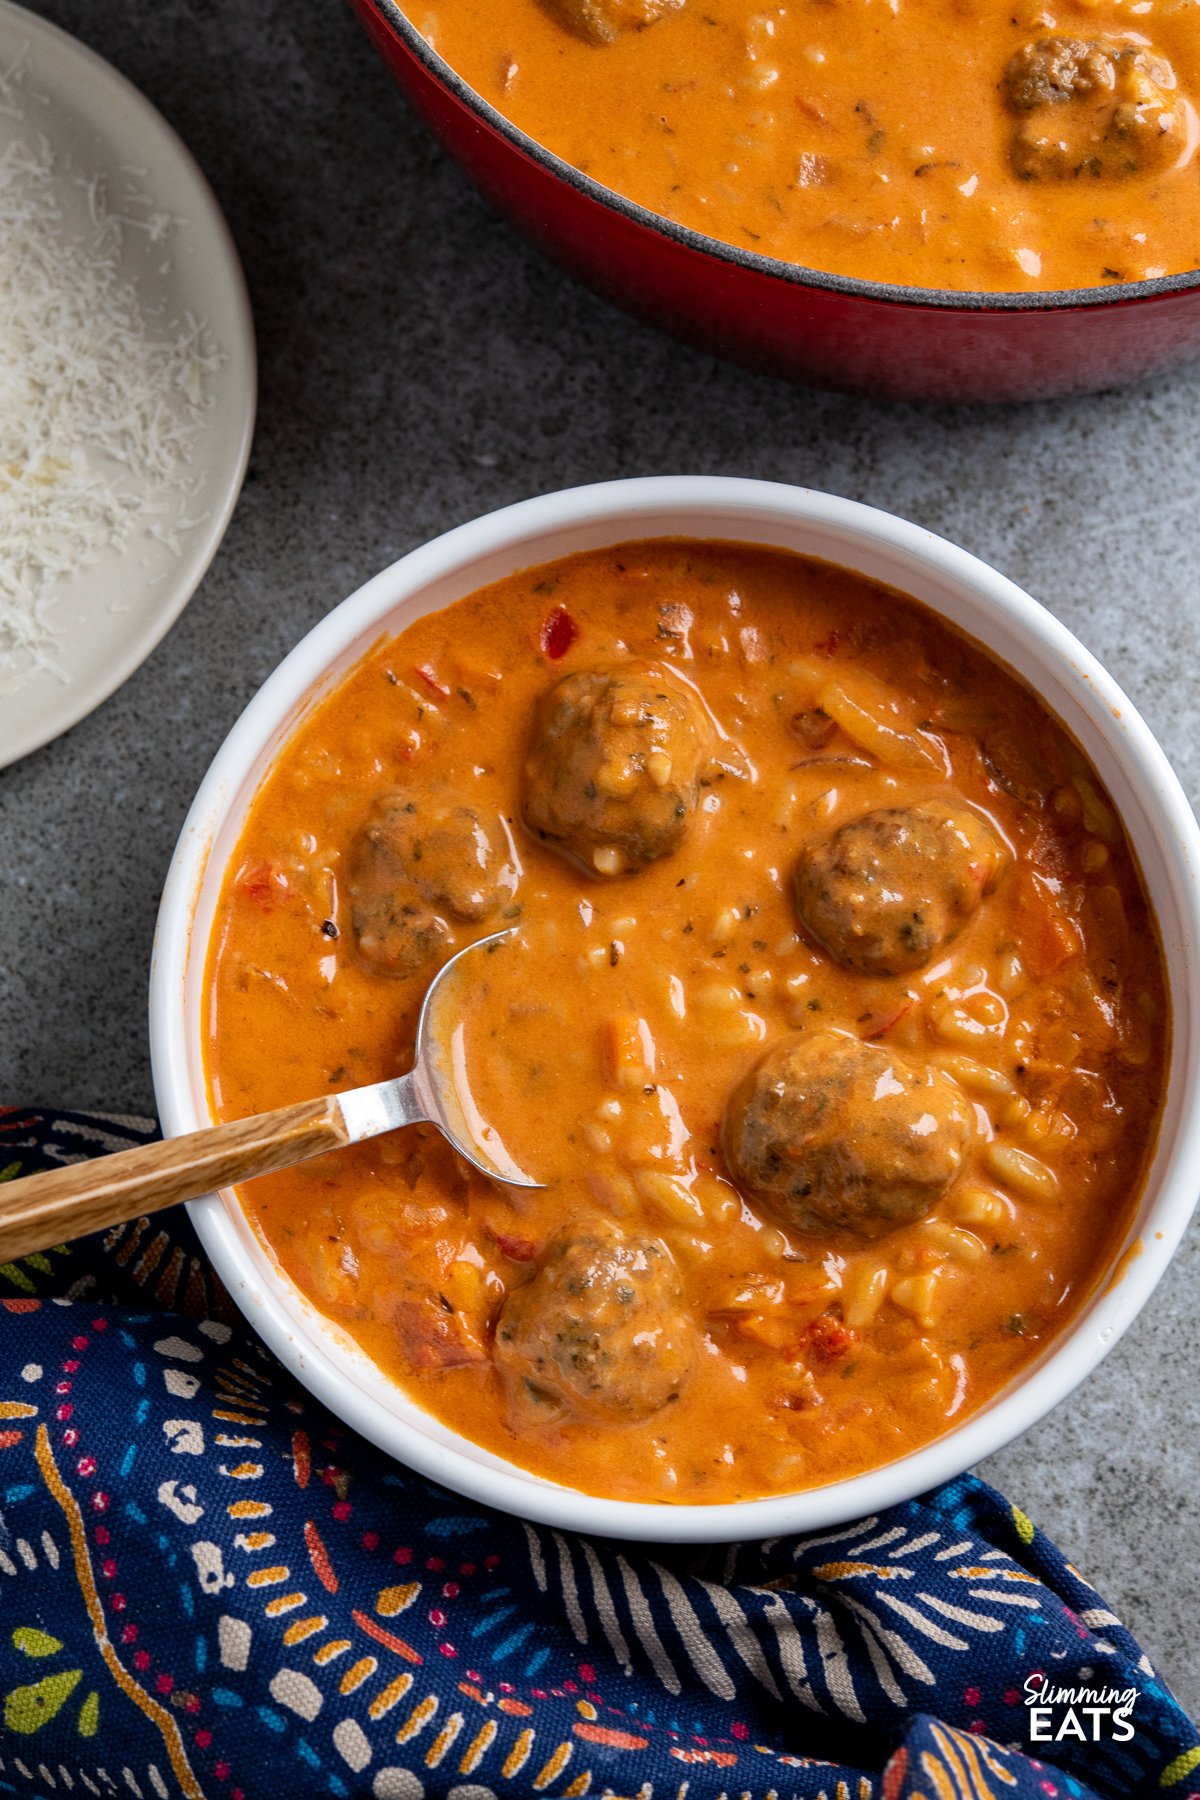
left=2, top=0, right=1198, bottom=1718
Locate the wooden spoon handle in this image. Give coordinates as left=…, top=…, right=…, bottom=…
left=0, top=1096, right=349, bottom=1263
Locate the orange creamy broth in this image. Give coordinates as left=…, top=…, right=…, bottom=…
left=204, top=541, right=1167, bottom=1504
left=414, top=0, right=1200, bottom=292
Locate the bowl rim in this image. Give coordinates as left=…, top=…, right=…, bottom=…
left=151, top=474, right=1200, bottom=1542
left=364, top=0, right=1200, bottom=316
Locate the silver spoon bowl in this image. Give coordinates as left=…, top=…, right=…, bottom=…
left=339, top=927, right=540, bottom=1186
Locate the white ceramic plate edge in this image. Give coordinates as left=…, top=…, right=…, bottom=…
left=0, top=0, right=257, bottom=767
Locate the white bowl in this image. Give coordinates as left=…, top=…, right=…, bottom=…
left=150, top=476, right=1200, bottom=1543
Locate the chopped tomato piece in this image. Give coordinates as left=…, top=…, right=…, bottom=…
left=414, top=663, right=451, bottom=699
left=540, top=607, right=578, bottom=660
left=796, top=96, right=829, bottom=126
left=240, top=862, right=289, bottom=911
left=807, top=1316, right=856, bottom=1362
left=486, top=1227, right=538, bottom=1263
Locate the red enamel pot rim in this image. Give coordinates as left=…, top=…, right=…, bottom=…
left=366, top=0, right=1200, bottom=316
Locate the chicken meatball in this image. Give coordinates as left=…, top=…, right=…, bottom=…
left=494, top=1221, right=695, bottom=1423
left=538, top=0, right=683, bottom=45
left=1002, top=37, right=1188, bottom=182
left=724, top=1031, right=973, bottom=1238
left=794, top=800, right=1007, bottom=977
left=522, top=665, right=711, bottom=877
left=347, top=792, right=519, bottom=977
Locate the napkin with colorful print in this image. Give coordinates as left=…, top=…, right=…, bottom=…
left=0, top=1107, right=1195, bottom=1800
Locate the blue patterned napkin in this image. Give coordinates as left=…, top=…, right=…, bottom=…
left=0, top=1108, right=1195, bottom=1800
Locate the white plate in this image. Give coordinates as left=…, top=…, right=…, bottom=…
left=0, top=1, right=255, bottom=768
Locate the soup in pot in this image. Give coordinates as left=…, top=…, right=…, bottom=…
left=412, top=0, right=1200, bottom=292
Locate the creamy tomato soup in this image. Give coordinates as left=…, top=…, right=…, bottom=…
left=205, top=541, right=1167, bottom=1504
left=413, top=0, right=1200, bottom=292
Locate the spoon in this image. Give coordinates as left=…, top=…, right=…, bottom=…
left=0, top=929, right=539, bottom=1265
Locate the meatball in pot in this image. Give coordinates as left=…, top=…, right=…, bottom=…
left=794, top=800, right=1007, bottom=977
left=723, top=1030, right=973, bottom=1237
left=522, top=664, right=712, bottom=876
left=538, top=0, right=684, bottom=44
left=494, top=1220, right=696, bottom=1423
left=1001, top=37, right=1190, bottom=183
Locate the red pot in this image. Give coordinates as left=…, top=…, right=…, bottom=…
left=349, top=0, right=1200, bottom=404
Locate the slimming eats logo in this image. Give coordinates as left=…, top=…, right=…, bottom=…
left=1025, top=1672, right=1137, bottom=1743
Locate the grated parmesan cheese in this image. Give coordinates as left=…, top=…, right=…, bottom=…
left=0, top=51, right=221, bottom=692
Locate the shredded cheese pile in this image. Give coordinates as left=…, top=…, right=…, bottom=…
left=0, top=55, right=220, bottom=691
